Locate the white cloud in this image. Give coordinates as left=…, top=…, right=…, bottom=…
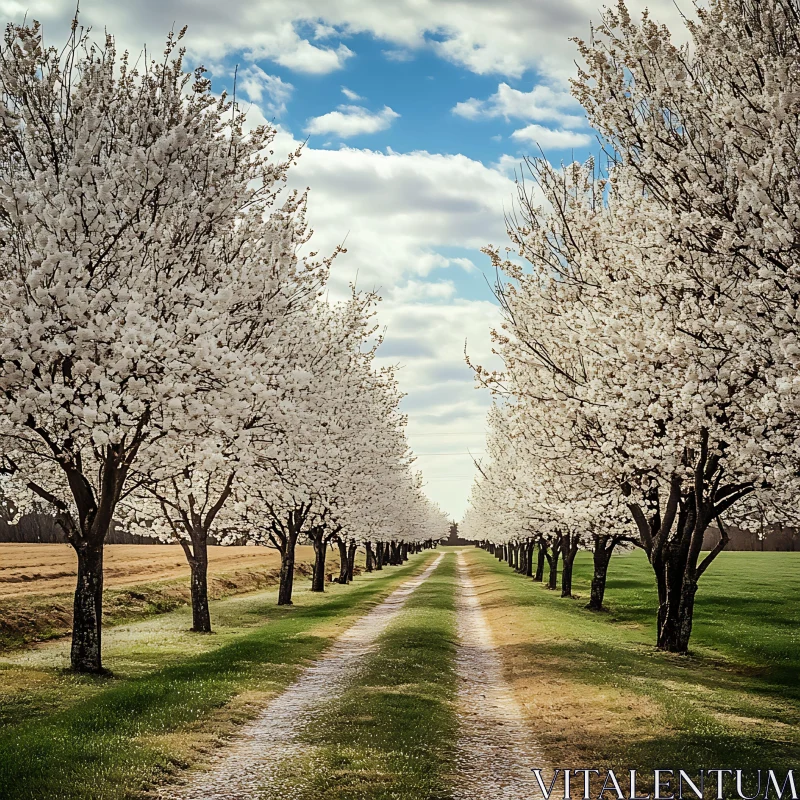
left=492, top=154, right=524, bottom=179
left=454, top=82, right=585, bottom=128
left=389, top=280, right=457, bottom=303
left=376, top=298, right=502, bottom=518
left=433, top=36, right=533, bottom=79
left=272, top=40, right=353, bottom=73
left=511, top=123, right=593, bottom=149
left=341, top=86, right=364, bottom=101
left=451, top=99, right=483, bottom=120
left=312, top=22, right=338, bottom=38
left=305, top=105, right=400, bottom=138
left=265, top=138, right=520, bottom=290
left=448, top=256, right=478, bottom=273
left=260, top=131, right=515, bottom=515
left=15, top=0, right=694, bottom=85
left=238, top=66, right=293, bottom=116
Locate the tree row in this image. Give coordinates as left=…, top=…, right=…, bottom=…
left=0, top=21, right=448, bottom=673
left=463, top=0, right=800, bottom=653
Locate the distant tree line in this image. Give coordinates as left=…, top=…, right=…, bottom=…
left=703, top=526, right=800, bottom=553
left=0, top=511, right=165, bottom=545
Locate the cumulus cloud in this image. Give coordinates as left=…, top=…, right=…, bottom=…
left=271, top=40, right=353, bottom=73
left=375, top=298, right=501, bottom=517
left=511, top=123, right=593, bottom=149
left=265, top=130, right=514, bottom=513
left=238, top=66, right=293, bottom=116
left=453, top=82, right=585, bottom=128
left=312, top=22, right=338, bottom=38
left=388, top=280, right=457, bottom=303
left=264, top=133, right=517, bottom=515
left=263, top=138, right=523, bottom=293
left=305, top=105, right=400, bottom=138
left=491, top=154, right=524, bottom=179
left=14, top=0, right=693, bottom=86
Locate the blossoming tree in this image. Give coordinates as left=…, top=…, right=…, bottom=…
left=0, top=21, right=303, bottom=671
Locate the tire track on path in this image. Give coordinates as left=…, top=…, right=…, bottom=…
left=160, top=552, right=445, bottom=800
left=453, top=550, right=546, bottom=799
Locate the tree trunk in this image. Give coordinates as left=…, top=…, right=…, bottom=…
left=375, top=541, right=384, bottom=570
left=70, top=540, right=105, bottom=674
left=587, top=535, right=620, bottom=611
left=278, top=528, right=299, bottom=605
left=189, top=540, right=212, bottom=632
left=534, top=543, right=547, bottom=582
left=560, top=534, right=580, bottom=598
left=587, top=535, right=616, bottom=611
left=311, top=532, right=327, bottom=592
left=365, top=541, right=375, bottom=572
left=546, top=547, right=560, bottom=590
left=657, top=577, right=698, bottom=652
left=525, top=541, right=534, bottom=577
left=626, top=457, right=737, bottom=654
left=335, top=538, right=349, bottom=583
left=346, top=541, right=357, bottom=582
left=655, top=535, right=696, bottom=652
left=649, top=504, right=697, bottom=652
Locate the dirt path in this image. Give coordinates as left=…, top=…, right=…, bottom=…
left=160, top=552, right=445, bottom=800
left=452, top=550, right=546, bottom=799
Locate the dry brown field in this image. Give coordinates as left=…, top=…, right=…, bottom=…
left=0, top=543, right=316, bottom=599
left=0, top=543, right=333, bottom=650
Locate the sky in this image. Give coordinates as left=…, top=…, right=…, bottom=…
left=0, top=0, right=692, bottom=520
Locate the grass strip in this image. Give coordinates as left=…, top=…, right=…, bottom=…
left=0, top=552, right=436, bottom=800
left=265, top=551, right=459, bottom=800
left=465, top=548, right=800, bottom=780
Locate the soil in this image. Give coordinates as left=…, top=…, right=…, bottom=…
left=0, top=544, right=308, bottom=598
left=452, top=550, right=547, bottom=799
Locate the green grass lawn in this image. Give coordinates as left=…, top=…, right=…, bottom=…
left=264, top=552, right=459, bottom=800
left=0, top=553, right=437, bottom=800
left=467, top=547, right=800, bottom=781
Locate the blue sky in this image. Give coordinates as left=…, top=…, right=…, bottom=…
left=220, top=31, right=583, bottom=162
left=2, top=0, right=689, bottom=518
